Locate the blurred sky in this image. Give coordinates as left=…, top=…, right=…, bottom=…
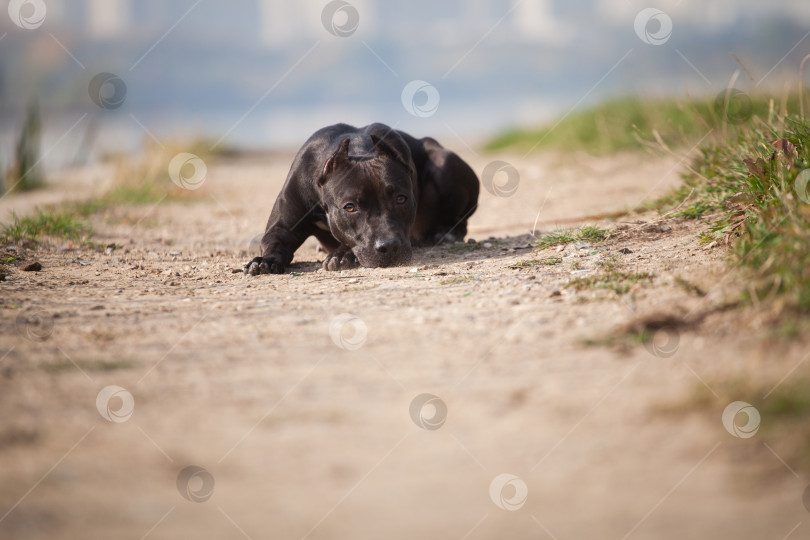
left=1, top=0, right=810, bottom=168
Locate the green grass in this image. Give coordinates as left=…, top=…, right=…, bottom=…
left=535, top=225, right=607, bottom=250
left=1, top=209, right=91, bottom=244
left=566, top=270, right=654, bottom=295
left=656, top=111, right=810, bottom=314
left=69, top=182, right=175, bottom=217
left=484, top=93, right=803, bottom=155
left=74, top=138, right=222, bottom=214
left=3, top=101, right=43, bottom=194
left=535, top=229, right=575, bottom=248
left=578, top=225, right=607, bottom=243
left=101, top=184, right=168, bottom=206
left=509, top=257, right=562, bottom=269
left=595, top=253, right=620, bottom=272
left=0, top=137, right=221, bottom=247
left=673, top=276, right=707, bottom=297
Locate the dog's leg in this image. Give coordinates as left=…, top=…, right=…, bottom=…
left=245, top=189, right=316, bottom=275
left=245, top=227, right=308, bottom=275
left=413, top=143, right=479, bottom=246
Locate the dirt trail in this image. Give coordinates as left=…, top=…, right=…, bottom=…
left=1, top=149, right=808, bottom=540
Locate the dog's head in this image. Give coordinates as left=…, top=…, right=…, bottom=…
left=318, top=134, right=416, bottom=268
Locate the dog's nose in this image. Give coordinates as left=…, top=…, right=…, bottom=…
left=375, top=237, right=401, bottom=254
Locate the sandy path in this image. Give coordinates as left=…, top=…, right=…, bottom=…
left=0, top=149, right=808, bottom=540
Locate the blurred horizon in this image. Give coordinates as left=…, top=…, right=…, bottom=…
left=2, top=0, right=810, bottom=171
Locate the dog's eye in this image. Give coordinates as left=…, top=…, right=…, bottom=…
left=396, top=195, right=407, bottom=204
left=343, top=203, right=357, bottom=213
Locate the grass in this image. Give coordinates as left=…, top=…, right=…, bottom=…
left=93, top=140, right=214, bottom=207
left=0, top=138, right=221, bottom=247
left=667, top=377, right=810, bottom=471
left=595, top=253, right=620, bottom=272
left=484, top=93, right=804, bottom=156
left=535, top=225, right=607, bottom=250
left=3, top=101, right=43, bottom=194
left=509, top=257, right=562, bottom=269
left=535, top=229, right=575, bottom=248
left=566, top=270, right=654, bottom=295
left=1, top=209, right=91, bottom=244
left=673, top=276, right=707, bottom=297
left=448, top=243, right=482, bottom=254
left=655, top=109, right=810, bottom=315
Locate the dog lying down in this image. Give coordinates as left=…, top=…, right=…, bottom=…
left=245, top=122, right=480, bottom=275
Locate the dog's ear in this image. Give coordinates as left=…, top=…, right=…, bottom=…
left=370, top=134, right=412, bottom=170
left=320, top=137, right=351, bottom=184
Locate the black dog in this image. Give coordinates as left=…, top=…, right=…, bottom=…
left=245, top=123, right=479, bottom=274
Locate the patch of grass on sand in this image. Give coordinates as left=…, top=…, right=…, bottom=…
left=595, top=253, right=620, bottom=272
left=1, top=209, right=91, bottom=244
left=566, top=270, right=653, bottom=295
left=654, top=105, right=810, bottom=316
left=673, top=276, right=707, bottom=297
left=3, top=101, right=43, bottom=194
left=91, top=140, right=219, bottom=209
left=36, top=138, right=227, bottom=225
left=536, top=225, right=607, bottom=250
left=484, top=93, right=803, bottom=155
left=1, top=138, right=227, bottom=247
left=578, top=225, right=608, bottom=243
left=509, top=257, right=562, bottom=269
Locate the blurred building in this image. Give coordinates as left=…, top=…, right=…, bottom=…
left=1, top=0, right=809, bottom=159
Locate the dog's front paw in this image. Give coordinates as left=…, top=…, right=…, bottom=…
left=244, top=255, right=285, bottom=275
left=322, top=248, right=358, bottom=271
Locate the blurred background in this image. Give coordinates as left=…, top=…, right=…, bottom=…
left=1, top=0, right=810, bottom=171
